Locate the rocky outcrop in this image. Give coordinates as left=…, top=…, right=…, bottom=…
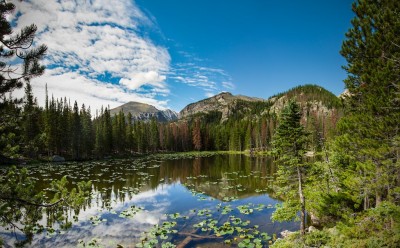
left=110, top=101, right=178, bottom=122
left=179, top=92, right=264, bottom=121
left=51, top=155, right=65, bottom=162
left=280, top=230, right=296, bottom=238
left=267, top=85, right=342, bottom=128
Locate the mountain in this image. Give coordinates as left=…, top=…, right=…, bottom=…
left=178, top=85, right=342, bottom=141
left=179, top=92, right=265, bottom=122
left=267, top=84, right=342, bottom=120
left=110, top=101, right=178, bottom=122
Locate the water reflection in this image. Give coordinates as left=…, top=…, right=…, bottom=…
left=0, top=154, right=297, bottom=247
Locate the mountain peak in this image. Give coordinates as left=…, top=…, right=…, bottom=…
left=110, top=102, right=178, bottom=122
left=179, top=92, right=264, bottom=121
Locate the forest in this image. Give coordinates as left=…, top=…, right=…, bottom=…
left=0, top=82, right=341, bottom=161
left=1, top=0, right=400, bottom=247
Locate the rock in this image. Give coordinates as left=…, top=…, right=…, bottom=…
left=305, top=151, right=315, bottom=157
left=308, top=226, right=317, bottom=233
left=51, top=155, right=65, bottom=162
left=280, top=230, right=295, bottom=238
left=310, top=212, right=321, bottom=227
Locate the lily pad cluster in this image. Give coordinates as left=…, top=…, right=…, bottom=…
left=136, top=221, right=178, bottom=248
left=119, top=205, right=144, bottom=218
left=191, top=215, right=272, bottom=247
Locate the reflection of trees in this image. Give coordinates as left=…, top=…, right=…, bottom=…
left=0, top=167, right=91, bottom=246
left=31, top=155, right=279, bottom=205
left=4, top=155, right=279, bottom=244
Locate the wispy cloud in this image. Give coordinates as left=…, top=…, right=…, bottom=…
left=13, top=0, right=170, bottom=111
left=170, top=60, right=235, bottom=97
left=11, top=0, right=235, bottom=111
left=222, top=81, right=235, bottom=90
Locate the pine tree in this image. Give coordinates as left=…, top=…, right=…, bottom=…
left=80, top=104, right=93, bottom=158
left=272, top=100, right=309, bottom=236
left=333, top=0, right=400, bottom=210
left=192, top=119, right=202, bottom=151
left=149, top=118, right=159, bottom=152
left=71, top=101, right=81, bottom=159
left=0, top=2, right=46, bottom=158
left=0, top=1, right=47, bottom=108
left=244, top=123, right=252, bottom=151
left=22, top=83, right=41, bottom=158
left=103, top=107, right=113, bottom=154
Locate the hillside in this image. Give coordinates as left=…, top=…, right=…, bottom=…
left=179, top=85, right=342, bottom=124
left=110, top=101, right=178, bottom=122
left=179, top=92, right=266, bottom=122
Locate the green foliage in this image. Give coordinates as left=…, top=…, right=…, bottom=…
left=271, top=100, right=310, bottom=236
left=0, top=166, right=91, bottom=245
left=276, top=1, right=400, bottom=246
left=324, top=0, right=400, bottom=219
left=274, top=202, right=400, bottom=248
left=271, top=201, right=299, bottom=223
left=0, top=1, right=47, bottom=105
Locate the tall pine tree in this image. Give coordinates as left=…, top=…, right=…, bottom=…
left=272, top=100, right=309, bottom=236
left=334, top=0, right=400, bottom=210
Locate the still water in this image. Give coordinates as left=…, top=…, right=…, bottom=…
left=1, top=154, right=297, bottom=247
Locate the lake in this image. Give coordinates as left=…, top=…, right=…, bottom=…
left=0, top=154, right=297, bottom=247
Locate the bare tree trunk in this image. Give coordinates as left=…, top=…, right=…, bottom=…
left=376, top=163, right=382, bottom=207
left=364, top=192, right=369, bottom=210
left=297, top=165, right=306, bottom=236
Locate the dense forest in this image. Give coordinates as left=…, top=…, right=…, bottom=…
left=1, top=0, right=400, bottom=247
left=0, top=83, right=341, bottom=161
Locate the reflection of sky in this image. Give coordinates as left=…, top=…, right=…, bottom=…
left=1, top=156, right=297, bottom=247
left=27, top=184, right=175, bottom=247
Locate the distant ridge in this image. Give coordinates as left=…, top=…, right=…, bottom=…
left=110, top=101, right=178, bottom=122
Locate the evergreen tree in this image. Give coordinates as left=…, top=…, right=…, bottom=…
left=80, top=104, right=93, bottom=158
left=0, top=1, right=47, bottom=108
left=22, top=83, right=41, bottom=158
left=126, top=112, right=134, bottom=153
left=149, top=118, right=159, bottom=152
left=0, top=2, right=46, bottom=158
left=103, top=107, right=113, bottom=154
left=192, top=119, right=202, bottom=151
left=71, top=101, right=81, bottom=159
left=244, top=123, right=252, bottom=150
left=271, top=100, right=309, bottom=236
left=333, top=0, right=400, bottom=211
left=60, top=97, right=71, bottom=156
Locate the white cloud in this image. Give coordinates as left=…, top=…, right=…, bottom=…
left=205, top=92, right=215, bottom=98
left=170, top=62, right=235, bottom=95
left=12, top=0, right=170, bottom=111
left=222, top=81, right=235, bottom=90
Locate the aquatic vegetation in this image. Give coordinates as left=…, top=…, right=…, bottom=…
left=1, top=154, right=291, bottom=247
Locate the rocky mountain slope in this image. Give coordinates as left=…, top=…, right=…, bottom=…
left=110, top=101, right=178, bottom=122
left=268, top=84, right=342, bottom=118
left=179, top=92, right=265, bottom=122
left=179, top=85, right=342, bottom=126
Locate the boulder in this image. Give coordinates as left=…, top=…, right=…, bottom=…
left=308, top=226, right=317, bottom=233
left=280, top=230, right=295, bottom=238
left=310, top=212, right=321, bottom=227
left=51, top=155, right=65, bottom=162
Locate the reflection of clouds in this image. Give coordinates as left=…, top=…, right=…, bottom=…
left=76, top=184, right=170, bottom=221
left=27, top=185, right=173, bottom=247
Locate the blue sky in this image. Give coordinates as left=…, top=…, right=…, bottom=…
left=14, top=0, right=354, bottom=112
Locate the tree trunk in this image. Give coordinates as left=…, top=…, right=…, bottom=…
left=297, top=165, right=306, bottom=236
left=375, top=163, right=382, bottom=207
